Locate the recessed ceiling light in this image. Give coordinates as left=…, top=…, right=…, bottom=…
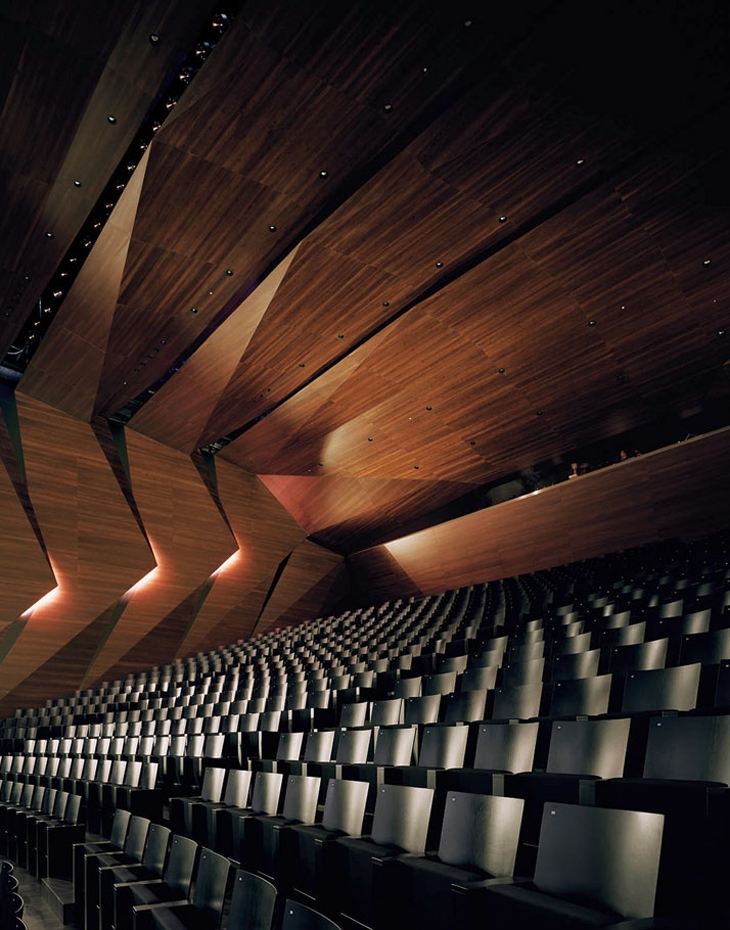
left=588, top=320, right=597, bottom=327
left=435, top=261, right=443, bottom=268
left=226, top=269, right=233, bottom=275
left=382, top=301, right=390, bottom=307
left=704, top=259, right=712, bottom=266
left=319, top=170, right=328, bottom=178
left=190, top=307, right=198, bottom=313
left=368, top=437, right=373, bottom=442
left=107, top=115, right=117, bottom=124
left=383, top=103, right=393, bottom=112
left=73, top=180, right=82, bottom=188
left=337, top=334, right=344, bottom=339
left=268, top=225, right=277, bottom=232
left=617, top=373, right=626, bottom=381
left=497, top=367, right=505, bottom=374
left=426, top=406, right=432, bottom=411
left=422, top=66, right=429, bottom=73
left=298, top=363, right=305, bottom=367
left=576, top=158, right=585, bottom=166
left=52, top=290, right=62, bottom=299
left=414, top=465, right=420, bottom=469
left=536, top=410, right=543, bottom=416
left=498, top=215, right=508, bottom=223
left=463, top=20, right=472, bottom=27
left=470, top=440, right=476, bottom=446
left=149, top=33, right=160, bottom=45
left=718, top=329, right=727, bottom=337
left=45, top=232, right=53, bottom=239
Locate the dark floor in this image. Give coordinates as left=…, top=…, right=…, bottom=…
left=12, top=862, right=69, bottom=930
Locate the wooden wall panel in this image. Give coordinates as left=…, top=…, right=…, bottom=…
left=83, top=430, right=237, bottom=685
left=0, top=606, right=114, bottom=716
left=131, top=246, right=300, bottom=452
left=177, top=460, right=308, bottom=655
left=0, top=436, right=55, bottom=631
left=0, top=394, right=155, bottom=701
left=20, top=150, right=149, bottom=420
left=349, top=427, right=730, bottom=600
left=255, top=540, right=344, bottom=635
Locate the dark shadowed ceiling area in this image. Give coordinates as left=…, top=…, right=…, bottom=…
left=0, top=0, right=729, bottom=707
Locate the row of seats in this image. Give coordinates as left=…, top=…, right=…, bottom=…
left=1, top=529, right=729, bottom=929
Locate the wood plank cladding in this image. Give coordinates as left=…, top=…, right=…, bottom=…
left=83, top=430, right=237, bottom=686
left=176, top=459, right=308, bottom=655
left=255, top=540, right=345, bottom=635
left=131, top=246, right=300, bottom=452
left=0, top=0, right=213, bottom=360
left=0, top=394, right=155, bottom=701
left=349, top=427, right=730, bottom=600
left=0, top=434, right=55, bottom=631
left=20, top=150, right=149, bottom=421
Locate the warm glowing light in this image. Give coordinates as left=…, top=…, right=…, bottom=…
left=123, top=566, right=160, bottom=599
left=21, top=585, right=60, bottom=618
left=212, top=549, right=241, bottom=577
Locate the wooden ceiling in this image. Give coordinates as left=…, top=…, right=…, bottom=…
left=1, top=0, right=729, bottom=707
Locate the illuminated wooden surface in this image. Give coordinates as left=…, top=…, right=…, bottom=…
left=83, top=430, right=237, bottom=686
left=0, top=395, right=154, bottom=706
left=350, top=427, right=730, bottom=600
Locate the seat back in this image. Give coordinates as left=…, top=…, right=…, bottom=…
left=611, top=638, right=668, bottom=674
left=460, top=666, right=498, bottom=692
left=302, top=730, right=335, bottom=764
left=473, top=722, right=538, bottom=773
left=443, top=690, right=488, bottom=723
left=373, top=726, right=416, bottom=766
left=122, top=816, right=150, bottom=860
left=546, top=718, right=630, bottom=779
left=550, top=674, right=612, bottom=717
left=227, top=870, right=277, bottom=930
left=439, top=792, right=523, bottom=876
left=534, top=803, right=664, bottom=920
left=109, top=808, right=132, bottom=847
left=334, top=728, right=371, bottom=765
left=370, top=699, right=403, bottom=726
left=200, top=766, right=226, bottom=803
left=250, top=772, right=284, bottom=816
left=371, top=784, right=433, bottom=854
left=280, top=775, right=320, bottom=825
left=282, top=899, right=342, bottom=930
left=643, top=714, right=730, bottom=782
left=404, top=695, right=441, bottom=726
left=63, top=792, right=82, bottom=824
left=422, top=672, right=457, bottom=696
left=223, top=769, right=252, bottom=807
left=681, top=627, right=730, bottom=664
left=162, top=835, right=198, bottom=896
left=321, top=779, right=369, bottom=836
left=417, top=725, right=468, bottom=770
left=276, top=732, right=304, bottom=762
left=492, top=681, right=542, bottom=720
left=500, top=658, right=545, bottom=687
left=622, top=663, right=701, bottom=713
left=190, top=848, right=232, bottom=923
left=551, top=649, right=600, bottom=681
left=141, top=823, right=171, bottom=872
left=339, top=703, right=368, bottom=728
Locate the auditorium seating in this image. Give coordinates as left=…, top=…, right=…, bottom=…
left=0, top=529, right=729, bottom=929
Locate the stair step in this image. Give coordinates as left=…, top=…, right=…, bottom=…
left=41, top=877, right=76, bottom=926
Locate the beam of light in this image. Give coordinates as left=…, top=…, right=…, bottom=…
left=21, top=584, right=61, bottom=619
left=122, top=565, right=160, bottom=600
left=211, top=548, right=241, bottom=578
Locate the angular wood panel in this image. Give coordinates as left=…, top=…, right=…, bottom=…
left=0, top=394, right=155, bottom=700
left=83, top=429, right=237, bottom=685
left=177, top=459, right=308, bottom=655
left=351, top=426, right=730, bottom=599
